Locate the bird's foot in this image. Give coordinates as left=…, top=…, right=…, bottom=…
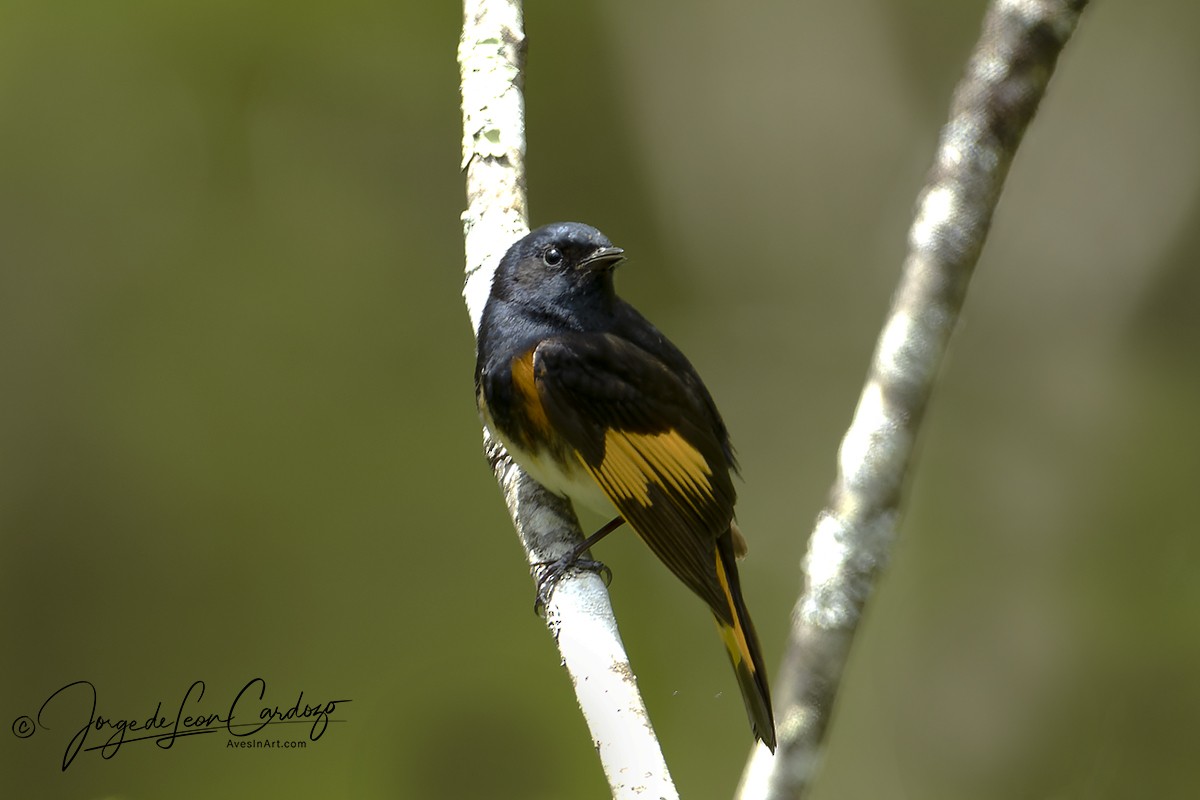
left=532, top=554, right=612, bottom=615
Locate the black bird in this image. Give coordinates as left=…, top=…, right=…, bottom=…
left=474, top=221, right=776, bottom=751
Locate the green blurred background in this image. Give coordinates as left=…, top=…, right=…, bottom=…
left=2, top=0, right=1198, bottom=797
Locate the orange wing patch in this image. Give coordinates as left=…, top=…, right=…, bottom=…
left=583, top=429, right=715, bottom=511
left=510, top=350, right=553, bottom=438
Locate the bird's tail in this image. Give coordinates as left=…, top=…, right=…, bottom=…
left=712, top=530, right=776, bottom=752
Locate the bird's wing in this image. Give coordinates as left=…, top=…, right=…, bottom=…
left=530, top=332, right=736, bottom=618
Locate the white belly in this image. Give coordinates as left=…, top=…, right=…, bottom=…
left=484, top=412, right=616, bottom=519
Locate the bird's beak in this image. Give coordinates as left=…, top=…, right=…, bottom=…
left=581, top=246, right=625, bottom=270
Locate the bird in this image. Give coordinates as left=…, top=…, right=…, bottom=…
left=474, top=221, right=776, bottom=752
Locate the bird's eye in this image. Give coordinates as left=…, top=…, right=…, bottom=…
left=542, top=247, right=563, bottom=267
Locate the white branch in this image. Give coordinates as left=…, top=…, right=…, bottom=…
left=459, top=1, right=678, bottom=797
left=737, top=1, right=1091, bottom=798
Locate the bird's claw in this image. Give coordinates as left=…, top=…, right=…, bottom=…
left=532, top=554, right=612, bottom=615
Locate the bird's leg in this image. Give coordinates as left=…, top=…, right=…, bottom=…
left=533, top=516, right=624, bottom=614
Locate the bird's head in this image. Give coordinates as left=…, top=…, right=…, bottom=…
left=493, top=222, right=626, bottom=307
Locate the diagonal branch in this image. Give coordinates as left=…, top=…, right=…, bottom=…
left=737, top=1, right=1091, bottom=798
left=458, top=1, right=678, bottom=797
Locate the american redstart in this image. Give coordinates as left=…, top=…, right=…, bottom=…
left=474, top=221, right=776, bottom=752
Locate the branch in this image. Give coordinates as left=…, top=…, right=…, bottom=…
left=737, top=1, right=1091, bottom=797
left=458, top=1, right=678, bottom=797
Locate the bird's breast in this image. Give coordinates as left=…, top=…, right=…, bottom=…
left=480, top=394, right=616, bottom=518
